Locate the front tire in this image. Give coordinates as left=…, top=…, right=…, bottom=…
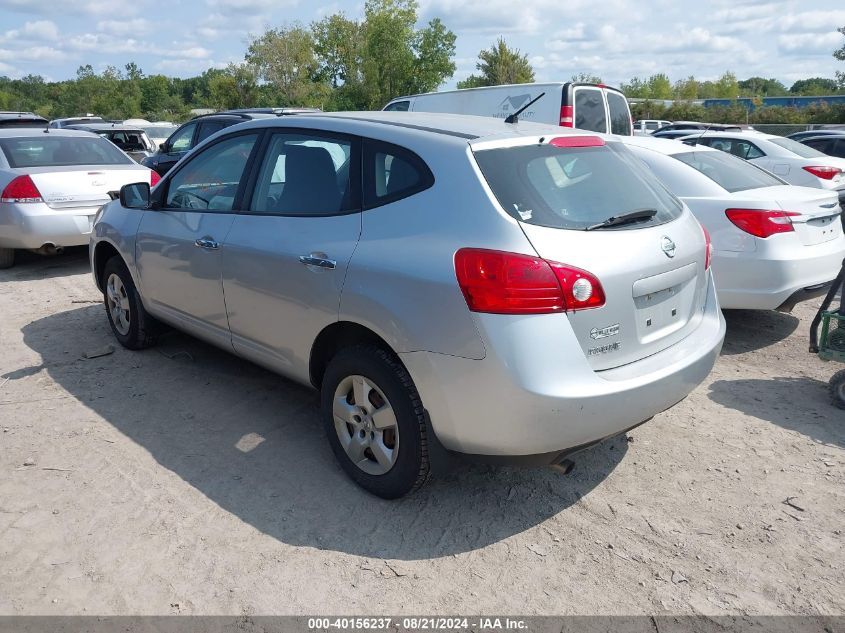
left=0, top=247, right=14, bottom=269
left=321, top=345, right=430, bottom=499
left=830, top=369, right=845, bottom=410
left=102, top=256, right=158, bottom=350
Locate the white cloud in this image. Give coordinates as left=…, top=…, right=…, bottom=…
left=96, top=18, right=151, bottom=37
left=0, top=45, right=63, bottom=62
left=778, top=31, right=845, bottom=54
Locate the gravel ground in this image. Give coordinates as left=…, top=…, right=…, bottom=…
left=0, top=247, right=843, bottom=616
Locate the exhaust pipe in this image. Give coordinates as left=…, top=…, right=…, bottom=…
left=37, top=243, right=64, bottom=256
left=549, top=458, right=575, bottom=475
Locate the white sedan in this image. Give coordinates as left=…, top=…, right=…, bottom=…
left=0, top=128, right=159, bottom=268
left=679, top=130, right=845, bottom=209
left=624, top=135, right=845, bottom=311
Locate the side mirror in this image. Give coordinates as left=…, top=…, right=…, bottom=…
left=159, top=141, right=169, bottom=153
left=120, top=182, right=151, bottom=209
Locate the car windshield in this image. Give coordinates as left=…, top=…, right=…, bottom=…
left=671, top=150, right=784, bottom=193
left=474, top=140, right=683, bottom=230
left=0, top=136, right=133, bottom=168
left=768, top=136, right=827, bottom=159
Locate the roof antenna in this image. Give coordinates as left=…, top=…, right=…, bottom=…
left=505, top=92, right=545, bottom=124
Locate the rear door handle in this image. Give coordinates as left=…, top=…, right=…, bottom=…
left=195, top=237, right=220, bottom=250
left=299, top=254, right=336, bottom=270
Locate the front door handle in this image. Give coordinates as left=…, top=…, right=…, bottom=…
left=299, top=254, right=336, bottom=270
left=195, top=237, right=219, bottom=250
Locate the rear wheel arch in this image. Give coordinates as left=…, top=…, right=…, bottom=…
left=310, top=321, right=401, bottom=389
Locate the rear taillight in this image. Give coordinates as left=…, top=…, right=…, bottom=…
left=559, top=105, right=574, bottom=127
left=150, top=170, right=161, bottom=187
left=725, top=209, right=800, bottom=238
left=701, top=224, right=712, bottom=270
left=454, top=248, right=605, bottom=315
left=803, top=165, right=841, bottom=180
left=0, top=175, right=43, bottom=203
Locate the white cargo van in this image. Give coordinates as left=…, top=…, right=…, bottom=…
left=382, top=82, right=633, bottom=135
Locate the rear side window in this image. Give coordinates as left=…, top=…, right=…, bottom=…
left=671, top=150, right=785, bottom=193
left=0, top=136, right=133, bottom=168
left=573, top=88, right=607, bottom=133
left=474, top=141, right=683, bottom=230
left=607, top=91, right=631, bottom=135
left=196, top=120, right=230, bottom=144
left=363, top=140, right=433, bottom=208
left=249, top=132, right=358, bottom=216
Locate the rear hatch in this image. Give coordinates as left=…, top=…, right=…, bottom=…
left=472, top=135, right=708, bottom=371
left=736, top=185, right=842, bottom=246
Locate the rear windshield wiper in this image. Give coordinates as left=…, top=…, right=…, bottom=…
left=585, top=208, right=658, bottom=231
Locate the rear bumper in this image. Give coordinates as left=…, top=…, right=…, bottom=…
left=400, top=275, right=725, bottom=457
left=714, top=236, right=845, bottom=310
left=0, top=202, right=100, bottom=249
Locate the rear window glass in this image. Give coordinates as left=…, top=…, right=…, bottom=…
left=573, top=88, right=607, bottom=133
left=768, top=136, right=826, bottom=159
left=0, top=136, right=133, bottom=168
left=0, top=119, right=47, bottom=128
left=607, top=92, right=631, bottom=135
left=474, top=141, right=683, bottom=230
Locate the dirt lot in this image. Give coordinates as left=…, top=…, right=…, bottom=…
left=0, top=247, right=843, bottom=616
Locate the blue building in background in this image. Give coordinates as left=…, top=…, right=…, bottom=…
left=703, top=95, right=845, bottom=110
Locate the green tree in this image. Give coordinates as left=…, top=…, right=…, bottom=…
left=246, top=24, right=326, bottom=106
left=646, top=73, right=672, bottom=100
left=620, top=77, right=649, bottom=99
left=571, top=72, right=601, bottom=84
left=208, top=63, right=259, bottom=110
left=714, top=71, right=739, bottom=100
left=737, top=77, right=787, bottom=97
left=457, top=37, right=534, bottom=89
left=836, top=26, right=845, bottom=88
left=360, top=0, right=456, bottom=107
left=312, top=14, right=363, bottom=89
left=789, top=77, right=840, bottom=95
left=141, top=75, right=169, bottom=114
left=673, top=76, right=699, bottom=100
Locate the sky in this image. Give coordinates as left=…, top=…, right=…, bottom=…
left=0, top=0, right=843, bottom=90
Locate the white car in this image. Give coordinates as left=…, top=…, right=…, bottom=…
left=681, top=130, right=845, bottom=209
left=624, top=136, right=845, bottom=311
left=0, top=128, right=159, bottom=268
left=633, top=119, right=671, bottom=136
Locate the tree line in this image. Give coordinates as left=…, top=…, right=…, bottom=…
left=0, top=11, right=843, bottom=124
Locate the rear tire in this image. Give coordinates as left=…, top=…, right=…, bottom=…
left=830, top=369, right=845, bottom=410
left=102, top=256, right=158, bottom=350
left=0, top=248, right=14, bottom=269
left=321, top=345, right=430, bottom=499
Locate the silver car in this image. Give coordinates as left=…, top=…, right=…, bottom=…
left=90, top=112, right=725, bottom=498
left=0, top=129, right=160, bottom=269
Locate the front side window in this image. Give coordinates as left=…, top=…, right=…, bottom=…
left=364, top=140, right=433, bottom=208
left=164, top=133, right=258, bottom=212
left=607, top=91, right=631, bottom=135
left=168, top=123, right=197, bottom=152
left=249, top=132, right=358, bottom=216
left=573, top=88, right=607, bottom=133
left=474, top=140, right=683, bottom=230
left=0, top=136, right=133, bottom=168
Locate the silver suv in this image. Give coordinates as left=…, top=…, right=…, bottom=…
left=90, top=112, right=725, bottom=498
